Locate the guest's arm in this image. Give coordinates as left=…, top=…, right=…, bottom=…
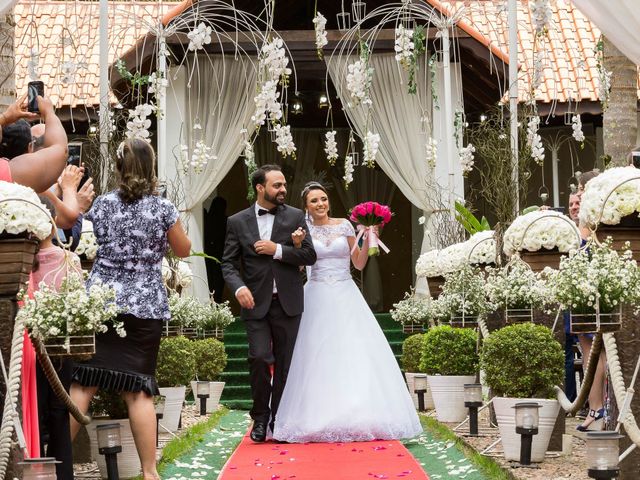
left=167, top=219, right=191, bottom=258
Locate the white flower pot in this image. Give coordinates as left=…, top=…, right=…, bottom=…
left=88, top=418, right=141, bottom=479
left=404, top=372, right=434, bottom=410
left=158, top=386, right=186, bottom=432
left=190, top=380, right=225, bottom=413
left=493, top=396, right=560, bottom=463
left=427, top=375, right=476, bottom=422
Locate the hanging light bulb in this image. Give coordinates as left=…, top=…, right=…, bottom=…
left=318, top=93, right=329, bottom=109
left=291, top=98, right=303, bottom=115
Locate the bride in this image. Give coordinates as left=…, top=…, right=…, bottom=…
left=272, top=182, right=422, bottom=443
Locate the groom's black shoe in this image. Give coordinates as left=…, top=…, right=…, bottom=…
left=250, top=423, right=267, bottom=442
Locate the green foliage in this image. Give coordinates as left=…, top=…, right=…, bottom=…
left=454, top=201, right=491, bottom=235
left=401, top=333, right=425, bottom=372
left=420, top=325, right=479, bottom=376
left=156, top=336, right=197, bottom=387
left=191, top=338, right=227, bottom=381
left=480, top=323, right=564, bottom=399
left=90, top=390, right=128, bottom=419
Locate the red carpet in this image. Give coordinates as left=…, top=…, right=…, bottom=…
left=218, top=428, right=429, bottom=480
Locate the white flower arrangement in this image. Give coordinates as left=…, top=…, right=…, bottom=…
left=459, top=143, right=475, bottom=175
left=343, top=155, right=354, bottom=188
left=390, top=291, right=430, bottom=326
left=425, top=137, right=438, bottom=168
left=438, top=242, right=468, bottom=275
left=312, top=12, right=328, bottom=55
left=362, top=131, right=380, bottom=168
left=578, top=166, right=640, bottom=227
left=394, top=25, right=414, bottom=69
left=346, top=56, right=373, bottom=107
left=259, top=37, right=292, bottom=82
left=503, top=209, right=581, bottom=256
left=125, top=103, right=155, bottom=142
left=545, top=241, right=639, bottom=314
left=0, top=181, right=51, bottom=240
left=148, top=71, right=168, bottom=97
left=415, top=249, right=441, bottom=278
left=251, top=80, right=283, bottom=128
left=18, top=274, right=123, bottom=341
left=191, top=140, right=216, bottom=174
left=433, top=265, right=490, bottom=320
left=75, top=220, right=97, bottom=260
left=187, top=22, right=213, bottom=51
left=466, top=230, right=496, bottom=266
left=168, top=292, right=208, bottom=328
left=324, top=130, right=338, bottom=166
left=571, top=114, right=585, bottom=144
left=530, top=0, right=552, bottom=36
left=162, top=258, right=193, bottom=290
left=273, top=124, right=296, bottom=158
left=527, top=116, right=545, bottom=165
left=198, top=300, right=236, bottom=332
left=485, top=259, right=547, bottom=310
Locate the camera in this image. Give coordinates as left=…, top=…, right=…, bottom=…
left=27, top=81, right=44, bottom=113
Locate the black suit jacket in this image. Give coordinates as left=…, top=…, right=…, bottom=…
left=221, top=204, right=316, bottom=320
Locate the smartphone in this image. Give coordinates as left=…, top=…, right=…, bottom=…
left=551, top=207, right=565, bottom=214
left=632, top=151, right=640, bottom=169
left=78, top=164, right=90, bottom=189
left=67, top=142, right=82, bottom=167
left=27, top=81, right=44, bottom=113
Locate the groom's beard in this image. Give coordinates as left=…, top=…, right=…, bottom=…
left=265, top=190, right=286, bottom=205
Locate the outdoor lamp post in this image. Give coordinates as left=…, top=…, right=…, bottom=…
left=197, top=381, right=210, bottom=416
left=155, top=395, right=165, bottom=447
left=413, top=374, right=428, bottom=412
left=464, top=383, right=483, bottom=436
left=586, top=431, right=623, bottom=479
left=96, top=423, right=122, bottom=480
left=513, top=402, right=541, bottom=466
left=19, top=457, right=60, bottom=480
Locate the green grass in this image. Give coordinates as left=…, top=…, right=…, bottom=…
left=419, top=415, right=516, bottom=480
left=153, top=407, right=228, bottom=477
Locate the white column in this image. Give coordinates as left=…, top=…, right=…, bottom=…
left=157, top=27, right=168, bottom=181
left=552, top=146, right=560, bottom=208
left=99, top=0, right=109, bottom=191
left=508, top=0, right=519, bottom=213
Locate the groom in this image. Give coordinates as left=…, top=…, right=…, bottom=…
left=222, top=164, right=316, bottom=442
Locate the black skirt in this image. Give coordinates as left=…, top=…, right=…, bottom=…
left=72, top=314, right=162, bottom=396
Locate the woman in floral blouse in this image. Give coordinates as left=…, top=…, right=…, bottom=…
left=69, top=138, right=191, bottom=480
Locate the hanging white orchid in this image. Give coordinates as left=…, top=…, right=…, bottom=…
left=313, top=12, right=328, bottom=55
left=260, top=37, right=292, bottom=82
left=363, top=131, right=380, bottom=168
left=324, top=130, right=338, bottom=165
left=251, top=80, right=282, bottom=128
left=125, top=103, right=155, bottom=141
left=60, top=61, right=78, bottom=85
left=531, top=0, right=552, bottom=36
left=148, top=71, right=168, bottom=96
left=571, top=114, right=585, bottom=144
left=191, top=140, right=216, bottom=174
left=459, top=143, right=476, bottom=175
left=425, top=137, right=438, bottom=168
left=27, top=48, right=39, bottom=81
left=394, top=25, right=414, bottom=69
left=179, top=144, right=190, bottom=175
left=346, top=58, right=373, bottom=107
left=274, top=124, right=296, bottom=158
left=343, top=155, right=354, bottom=188
left=187, top=22, right=213, bottom=51
left=527, top=116, right=545, bottom=165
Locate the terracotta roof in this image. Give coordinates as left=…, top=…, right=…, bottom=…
left=436, top=0, right=616, bottom=104
left=14, top=1, right=178, bottom=108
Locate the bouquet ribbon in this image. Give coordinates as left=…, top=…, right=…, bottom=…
left=351, top=225, right=390, bottom=255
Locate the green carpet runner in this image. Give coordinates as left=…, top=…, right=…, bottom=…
left=220, top=313, right=407, bottom=410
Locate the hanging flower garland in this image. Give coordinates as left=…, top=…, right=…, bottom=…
left=346, top=42, right=374, bottom=107
left=251, top=80, right=282, bottom=128
left=125, top=103, right=155, bottom=141
left=527, top=116, right=545, bottom=165
left=595, top=38, right=612, bottom=111
left=343, top=155, right=354, bottom=189
left=179, top=144, right=190, bottom=175
left=530, top=0, right=552, bottom=37
left=459, top=143, right=475, bottom=175
left=273, top=124, right=296, bottom=158
left=394, top=24, right=414, bottom=70
left=324, top=130, right=338, bottom=166
left=363, top=131, right=380, bottom=168
left=191, top=140, right=216, bottom=174
left=571, top=114, right=585, bottom=146
left=313, top=12, right=328, bottom=58
left=187, top=22, right=213, bottom=51
left=425, top=137, right=438, bottom=168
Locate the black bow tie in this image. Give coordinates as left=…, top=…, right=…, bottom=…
left=258, top=207, right=278, bottom=216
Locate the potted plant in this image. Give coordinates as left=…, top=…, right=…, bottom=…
left=167, top=292, right=206, bottom=338
left=197, top=300, right=235, bottom=339
left=579, top=166, right=640, bottom=260
left=189, top=338, right=227, bottom=413
left=156, top=335, right=197, bottom=432
left=390, top=290, right=430, bottom=334
left=503, top=209, right=581, bottom=272
left=401, top=333, right=434, bottom=410
left=0, top=181, right=51, bottom=295
left=415, top=249, right=444, bottom=298
left=484, top=258, right=547, bottom=323
left=88, top=391, right=141, bottom=479
left=480, top=323, right=564, bottom=462
left=431, top=265, right=489, bottom=328
left=420, top=325, right=478, bottom=422
left=75, top=219, right=98, bottom=271
left=465, top=230, right=496, bottom=269
left=545, top=241, right=638, bottom=333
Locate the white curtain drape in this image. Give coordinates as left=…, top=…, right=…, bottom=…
left=183, top=56, right=257, bottom=299
left=571, top=0, right=640, bottom=66
left=327, top=53, right=463, bottom=294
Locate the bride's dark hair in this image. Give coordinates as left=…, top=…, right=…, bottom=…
left=300, top=181, right=328, bottom=208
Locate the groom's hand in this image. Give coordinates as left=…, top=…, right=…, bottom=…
left=235, top=286, right=255, bottom=309
left=254, top=240, right=277, bottom=256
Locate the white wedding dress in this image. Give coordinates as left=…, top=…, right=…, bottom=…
left=273, top=220, right=422, bottom=443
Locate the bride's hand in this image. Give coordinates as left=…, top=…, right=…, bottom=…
left=291, top=227, right=305, bottom=248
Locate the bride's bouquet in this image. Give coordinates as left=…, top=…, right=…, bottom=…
left=349, top=201, right=393, bottom=256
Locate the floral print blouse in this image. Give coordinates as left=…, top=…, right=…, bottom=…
left=86, top=191, right=179, bottom=320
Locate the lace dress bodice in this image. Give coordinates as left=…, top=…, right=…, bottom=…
left=307, top=220, right=355, bottom=284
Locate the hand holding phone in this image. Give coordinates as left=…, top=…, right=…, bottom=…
left=27, top=81, right=44, bottom=113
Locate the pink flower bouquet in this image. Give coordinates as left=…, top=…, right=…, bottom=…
left=349, top=201, right=393, bottom=256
